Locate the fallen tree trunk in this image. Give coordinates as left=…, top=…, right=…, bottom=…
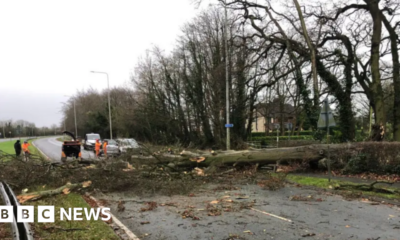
left=17, top=181, right=92, bottom=203
left=131, top=144, right=354, bottom=170
left=73, top=143, right=379, bottom=173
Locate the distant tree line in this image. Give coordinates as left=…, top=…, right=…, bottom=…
left=0, top=120, right=57, bottom=138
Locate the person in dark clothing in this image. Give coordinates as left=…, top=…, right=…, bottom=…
left=14, top=140, right=22, bottom=157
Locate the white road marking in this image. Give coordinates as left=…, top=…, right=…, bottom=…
left=32, top=140, right=51, bottom=160
left=48, top=137, right=62, bottom=146
left=89, top=196, right=141, bottom=240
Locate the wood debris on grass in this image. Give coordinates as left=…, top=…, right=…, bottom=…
left=17, top=181, right=92, bottom=203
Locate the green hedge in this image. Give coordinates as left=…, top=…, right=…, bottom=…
left=251, top=136, right=313, bottom=141
left=251, top=131, right=313, bottom=138
left=251, top=132, right=268, bottom=138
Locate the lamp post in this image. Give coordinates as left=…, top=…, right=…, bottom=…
left=63, top=120, right=66, bottom=140
left=91, top=71, right=112, bottom=139
left=223, top=1, right=230, bottom=150
left=64, top=96, right=78, bottom=138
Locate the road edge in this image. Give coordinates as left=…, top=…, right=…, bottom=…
left=88, top=195, right=140, bottom=240
left=31, top=138, right=51, bottom=161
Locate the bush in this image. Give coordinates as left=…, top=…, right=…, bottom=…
left=338, top=142, right=400, bottom=174
left=251, top=136, right=313, bottom=141
left=250, top=131, right=313, bottom=139
left=343, top=154, right=373, bottom=174
left=251, top=132, right=267, bottom=138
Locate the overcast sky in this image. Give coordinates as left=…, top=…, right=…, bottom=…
left=0, top=0, right=212, bottom=127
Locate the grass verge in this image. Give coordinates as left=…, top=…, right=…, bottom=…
left=0, top=138, right=41, bottom=161
left=286, top=174, right=400, bottom=200
left=27, top=192, right=119, bottom=240
left=0, top=140, right=15, bottom=154
left=56, top=136, right=72, bottom=142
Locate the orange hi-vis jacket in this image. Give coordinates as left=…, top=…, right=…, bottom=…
left=103, top=142, right=108, bottom=153
left=22, top=143, right=30, bottom=153
left=95, top=142, right=101, bottom=151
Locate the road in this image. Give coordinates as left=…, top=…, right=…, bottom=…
left=94, top=183, right=400, bottom=240
left=33, top=136, right=96, bottom=162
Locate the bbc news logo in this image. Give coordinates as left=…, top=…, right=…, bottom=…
left=0, top=206, right=111, bottom=222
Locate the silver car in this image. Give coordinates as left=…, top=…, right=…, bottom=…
left=102, top=139, right=120, bottom=156
left=117, top=138, right=140, bottom=153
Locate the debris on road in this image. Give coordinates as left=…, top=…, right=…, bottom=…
left=140, top=201, right=157, bottom=212
left=301, top=233, right=316, bottom=237
left=117, top=201, right=125, bottom=212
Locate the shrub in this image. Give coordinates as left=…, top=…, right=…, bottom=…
left=338, top=142, right=400, bottom=174
left=343, top=154, right=372, bottom=174
left=252, top=136, right=313, bottom=141
left=251, top=132, right=267, bottom=138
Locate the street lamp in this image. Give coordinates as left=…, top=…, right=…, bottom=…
left=63, top=96, right=78, bottom=138
left=223, top=1, right=230, bottom=150
left=91, top=71, right=112, bottom=139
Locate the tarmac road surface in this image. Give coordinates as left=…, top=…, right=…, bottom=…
left=94, top=182, right=400, bottom=240
left=33, top=136, right=96, bottom=162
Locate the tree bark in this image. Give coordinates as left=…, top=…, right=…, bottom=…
left=381, top=15, right=400, bottom=141
left=129, top=144, right=360, bottom=170
left=368, top=0, right=385, bottom=126
left=17, top=181, right=92, bottom=203
left=293, top=0, right=319, bottom=107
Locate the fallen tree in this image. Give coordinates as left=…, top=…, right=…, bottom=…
left=127, top=144, right=356, bottom=173
left=64, top=142, right=400, bottom=177
left=17, top=181, right=92, bottom=203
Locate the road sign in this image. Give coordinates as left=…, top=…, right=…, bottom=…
left=317, top=99, right=336, bottom=128
left=317, top=97, right=335, bottom=183
left=225, top=124, right=234, bottom=128
left=286, top=123, right=293, bottom=130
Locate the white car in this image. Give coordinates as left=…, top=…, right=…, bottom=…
left=117, top=138, right=140, bottom=153
left=83, top=133, right=101, bottom=150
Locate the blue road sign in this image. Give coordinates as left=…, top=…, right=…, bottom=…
left=225, top=124, right=234, bottom=128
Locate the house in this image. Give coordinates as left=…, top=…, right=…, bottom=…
left=250, top=98, right=297, bottom=133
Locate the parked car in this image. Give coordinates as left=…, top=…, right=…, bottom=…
left=83, top=133, right=101, bottom=150
left=101, top=139, right=120, bottom=157
left=117, top=138, right=140, bottom=153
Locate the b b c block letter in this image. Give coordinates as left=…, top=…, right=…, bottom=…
left=17, top=206, right=34, bottom=222
left=0, top=206, right=13, bottom=222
